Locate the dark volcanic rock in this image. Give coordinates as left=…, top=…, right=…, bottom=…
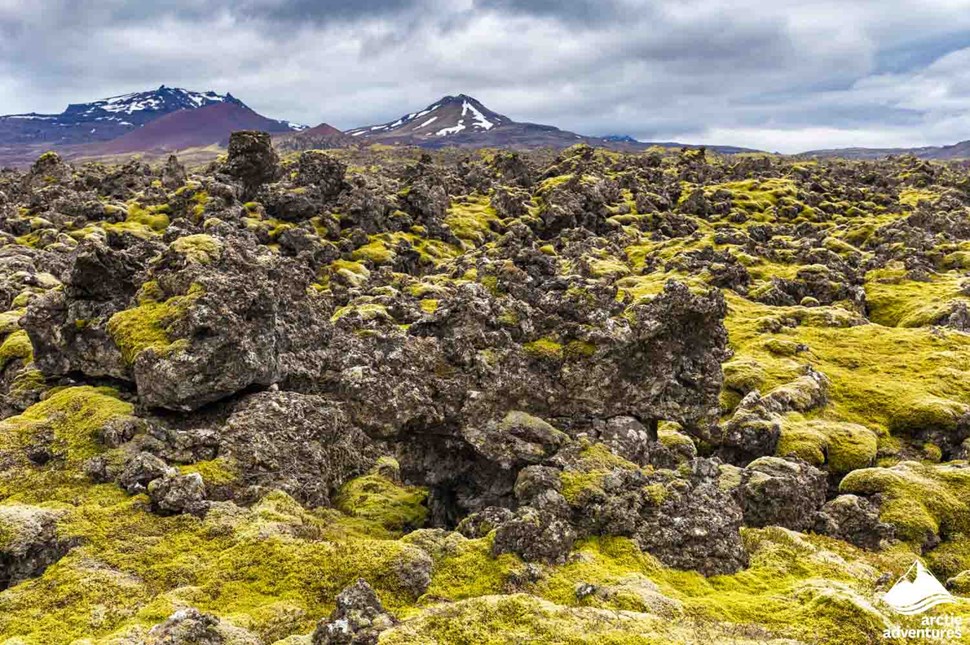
left=739, top=456, right=827, bottom=531
left=312, top=579, right=397, bottom=645
left=222, top=131, right=280, bottom=199
left=215, top=391, right=382, bottom=506
left=814, top=494, right=895, bottom=550
left=148, top=472, right=208, bottom=516
left=0, top=506, right=71, bottom=590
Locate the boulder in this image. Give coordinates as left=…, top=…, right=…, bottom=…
left=739, top=457, right=827, bottom=531
left=148, top=472, right=208, bottom=516
left=0, top=505, right=70, bottom=590
left=223, top=131, right=280, bottom=199
left=312, top=579, right=397, bottom=645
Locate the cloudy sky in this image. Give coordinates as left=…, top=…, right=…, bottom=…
left=3, top=0, right=970, bottom=152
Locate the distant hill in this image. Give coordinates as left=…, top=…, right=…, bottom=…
left=89, top=103, right=295, bottom=155
left=274, top=123, right=357, bottom=152
left=800, top=140, right=970, bottom=160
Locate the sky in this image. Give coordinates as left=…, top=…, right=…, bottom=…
left=4, top=0, right=970, bottom=152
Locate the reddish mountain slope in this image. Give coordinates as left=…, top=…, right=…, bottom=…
left=94, top=103, right=294, bottom=154
left=274, top=122, right=356, bottom=151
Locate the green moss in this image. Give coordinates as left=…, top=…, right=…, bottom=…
left=707, top=178, right=799, bottom=217
left=352, top=239, right=395, bottom=264
left=723, top=292, right=970, bottom=438
left=588, top=257, right=630, bottom=278
left=0, top=309, right=26, bottom=337
left=0, top=488, right=432, bottom=643
left=178, top=457, right=239, bottom=486
left=330, top=302, right=390, bottom=323
left=406, top=532, right=519, bottom=601
left=559, top=444, right=639, bottom=503
left=170, top=234, right=223, bottom=265
left=0, top=386, right=133, bottom=468
left=564, top=340, right=596, bottom=359
left=722, top=357, right=767, bottom=396
left=444, top=196, right=501, bottom=247
left=523, top=337, right=563, bottom=361
left=898, top=188, right=938, bottom=208
left=125, top=202, right=170, bottom=233
left=865, top=265, right=970, bottom=327
left=335, top=469, right=428, bottom=535
left=840, top=461, right=970, bottom=545
left=9, top=367, right=46, bottom=396
left=777, top=416, right=879, bottom=474
left=0, top=329, right=33, bottom=370
left=190, top=190, right=210, bottom=220
left=531, top=530, right=909, bottom=644
left=381, top=593, right=672, bottom=644
left=106, top=283, right=202, bottom=365
left=418, top=299, right=439, bottom=314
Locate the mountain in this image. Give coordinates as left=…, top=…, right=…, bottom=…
left=346, top=94, right=760, bottom=153
left=274, top=122, right=357, bottom=152
left=601, top=135, right=640, bottom=144
left=90, top=102, right=296, bottom=155
left=346, top=94, right=599, bottom=149
left=800, top=140, right=970, bottom=160
left=0, top=86, right=250, bottom=146
left=348, top=95, right=513, bottom=142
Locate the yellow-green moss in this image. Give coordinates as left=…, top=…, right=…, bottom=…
left=559, top=444, right=640, bottom=503
left=330, top=302, right=390, bottom=323
left=777, top=416, right=879, bottom=474
left=564, top=340, right=596, bottom=359
left=126, top=202, right=170, bottom=233
left=0, top=386, right=133, bottom=468
left=106, top=283, right=202, bottom=365
left=840, top=461, right=970, bottom=545
left=170, top=234, right=223, bottom=265
left=0, top=330, right=33, bottom=370
left=523, top=337, right=563, bottom=361
left=352, top=239, right=395, bottom=264
left=178, top=457, right=239, bottom=486
left=335, top=472, right=428, bottom=535
left=865, top=265, right=970, bottom=328
left=444, top=196, right=501, bottom=247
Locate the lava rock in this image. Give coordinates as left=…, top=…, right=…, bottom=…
left=223, top=131, right=280, bottom=199
left=814, top=494, right=895, bottom=550
left=312, top=579, right=397, bottom=645
left=148, top=472, right=208, bottom=516
left=740, top=457, right=827, bottom=531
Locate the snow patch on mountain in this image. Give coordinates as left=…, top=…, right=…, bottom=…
left=436, top=122, right=466, bottom=136
left=463, top=101, right=494, bottom=131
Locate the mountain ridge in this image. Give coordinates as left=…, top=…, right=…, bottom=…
left=800, top=140, right=970, bottom=160
left=0, top=86, right=259, bottom=146
left=345, top=93, right=759, bottom=154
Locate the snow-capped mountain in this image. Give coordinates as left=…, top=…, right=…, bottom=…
left=0, top=86, right=302, bottom=147
left=61, top=86, right=244, bottom=125
left=347, top=95, right=513, bottom=141
left=343, top=94, right=758, bottom=153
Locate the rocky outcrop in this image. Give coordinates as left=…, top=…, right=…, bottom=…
left=0, top=505, right=71, bottom=590
left=312, top=579, right=397, bottom=645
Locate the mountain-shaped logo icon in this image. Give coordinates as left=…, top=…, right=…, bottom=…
left=883, top=560, right=957, bottom=615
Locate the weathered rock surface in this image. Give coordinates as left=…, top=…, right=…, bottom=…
left=312, top=579, right=397, bottom=645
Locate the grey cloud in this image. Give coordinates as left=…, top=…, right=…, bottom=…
left=2, top=0, right=970, bottom=152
